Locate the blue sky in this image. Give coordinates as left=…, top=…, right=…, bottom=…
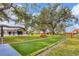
left=17, top=3, right=78, bottom=14
left=27, top=3, right=78, bottom=14
left=62, top=3, right=77, bottom=9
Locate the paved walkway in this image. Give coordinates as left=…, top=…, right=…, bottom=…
left=0, top=44, right=21, bottom=56
left=37, top=40, right=66, bottom=56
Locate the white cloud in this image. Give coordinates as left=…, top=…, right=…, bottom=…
left=65, top=4, right=79, bottom=32
left=32, top=13, right=40, bottom=16
left=65, top=24, right=79, bottom=32
left=72, top=4, right=79, bottom=17
left=65, top=26, right=74, bottom=32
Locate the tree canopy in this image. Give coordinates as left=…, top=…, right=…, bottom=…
left=0, top=3, right=77, bottom=34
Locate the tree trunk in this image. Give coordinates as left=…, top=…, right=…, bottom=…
left=50, top=24, right=56, bottom=35
left=52, top=29, right=55, bottom=35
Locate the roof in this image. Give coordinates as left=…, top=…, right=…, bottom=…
left=0, top=24, right=24, bottom=28
left=0, top=20, right=24, bottom=28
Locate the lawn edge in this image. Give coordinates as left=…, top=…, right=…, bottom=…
left=29, top=39, right=65, bottom=56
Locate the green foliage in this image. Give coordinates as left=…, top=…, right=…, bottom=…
left=12, top=4, right=39, bottom=32
left=0, top=3, right=12, bottom=21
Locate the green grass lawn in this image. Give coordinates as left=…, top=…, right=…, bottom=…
left=0, top=35, right=40, bottom=43
left=11, top=35, right=63, bottom=56
left=47, top=38, right=79, bottom=56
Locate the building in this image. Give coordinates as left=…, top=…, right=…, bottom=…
left=0, top=25, right=26, bottom=36
left=0, top=21, right=26, bottom=36
left=65, top=29, right=79, bottom=38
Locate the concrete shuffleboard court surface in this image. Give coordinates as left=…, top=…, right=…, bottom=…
left=0, top=44, right=21, bottom=56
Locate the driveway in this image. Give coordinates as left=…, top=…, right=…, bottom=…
left=0, top=44, right=21, bottom=56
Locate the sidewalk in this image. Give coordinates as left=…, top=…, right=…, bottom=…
left=0, top=44, right=21, bottom=56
